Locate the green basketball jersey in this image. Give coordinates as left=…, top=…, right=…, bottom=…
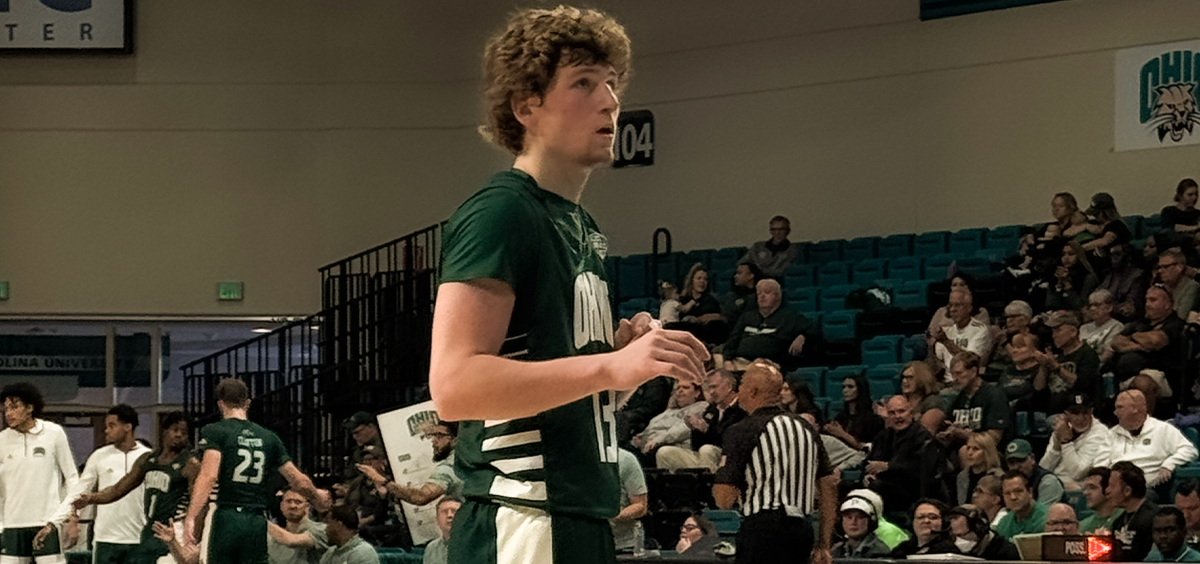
left=197, top=419, right=290, bottom=511
left=441, top=169, right=620, bottom=520
left=141, top=450, right=191, bottom=524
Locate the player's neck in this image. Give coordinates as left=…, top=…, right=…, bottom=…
left=222, top=408, right=249, bottom=421
left=14, top=418, right=36, bottom=433
left=114, top=436, right=138, bottom=452
left=513, top=151, right=591, bottom=203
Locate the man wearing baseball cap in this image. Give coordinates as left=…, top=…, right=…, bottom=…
left=831, top=495, right=890, bottom=558
left=1040, top=394, right=1111, bottom=487
left=1005, top=439, right=1063, bottom=504
left=1033, top=311, right=1101, bottom=415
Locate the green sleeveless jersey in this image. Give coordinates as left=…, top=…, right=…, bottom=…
left=141, top=450, right=191, bottom=524
left=441, top=169, right=620, bottom=520
left=197, top=419, right=290, bottom=511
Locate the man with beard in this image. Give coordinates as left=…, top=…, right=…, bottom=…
left=358, top=420, right=462, bottom=505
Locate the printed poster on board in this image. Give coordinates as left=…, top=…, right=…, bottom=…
left=1115, top=39, right=1200, bottom=151
left=377, top=401, right=444, bottom=546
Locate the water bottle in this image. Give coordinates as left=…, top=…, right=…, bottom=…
left=632, top=522, right=645, bottom=557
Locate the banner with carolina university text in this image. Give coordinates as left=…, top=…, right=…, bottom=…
left=1115, top=39, right=1200, bottom=152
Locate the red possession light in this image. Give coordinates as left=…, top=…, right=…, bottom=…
left=1087, top=536, right=1114, bottom=561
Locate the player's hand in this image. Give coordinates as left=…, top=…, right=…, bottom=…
left=64, top=519, right=79, bottom=549
left=153, top=520, right=176, bottom=543
left=33, top=524, right=53, bottom=550
left=603, top=326, right=709, bottom=390
left=72, top=493, right=95, bottom=510
left=614, top=312, right=656, bottom=350
left=811, top=547, right=833, bottom=564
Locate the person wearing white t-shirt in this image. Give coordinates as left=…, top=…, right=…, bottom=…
left=69, top=404, right=152, bottom=564
left=0, top=382, right=82, bottom=564
left=1080, top=289, right=1124, bottom=364
left=933, top=290, right=992, bottom=381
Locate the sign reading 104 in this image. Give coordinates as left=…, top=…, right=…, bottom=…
left=612, top=109, right=654, bottom=168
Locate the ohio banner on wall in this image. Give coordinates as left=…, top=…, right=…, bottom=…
left=1115, top=39, right=1200, bottom=152
left=0, top=0, right=132, bottom=51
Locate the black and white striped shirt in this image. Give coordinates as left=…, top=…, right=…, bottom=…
left=714, top=405, right=832, bottom=517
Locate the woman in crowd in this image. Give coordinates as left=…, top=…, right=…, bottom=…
left=998, top=333, right=1041, bottom=411
left=824, top=374, right=884, bottom=451
left=1162, top=178, right=1200, bottom=235
left=1045, top=241, right=1099, bottom=311
left=631, top=380, right=709, bottom=465
left=890, top=499, right=959, bottom=557
left=673, top=263, right=728, bottom=345
left=781, top=378, right=822, bottom=423
left=1051, top=192, right=1093, bottom=243
left=1080, top=192, right=1132, bottom=259
left=956, top=432, right=1003, bottom=506
left=1080, top=289, right=1123, bottom=365
left=901, top=361, right=946, bottom=435
left=988, top=300, right=1035, bottom=373
left=948, top=504, right=1020, bottom=559
left=971, top=474, right=1009, bottom=527
left=674, top=514, right=719, bottom=558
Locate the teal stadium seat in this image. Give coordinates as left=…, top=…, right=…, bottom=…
left=1123, top=215, right=1144, bottom=239
left=844, top=237, right=879, bottom=262
left=618, top=254, right=650, bottom=299
left=710, top=247, right=745, bottom=274
left=712, top=268, right=735, bottom=295
left=809, top=240, right=843, bottom=264
left=894, top=279, right=933, bottom=309
left=783, top=263, right=817, bottom=289
left=866, top=363, right=904, bottom=398
left=852, top=259, right=888, bottom=286
left=861, top=335, right=904, bottom=366
left=682, top=249, right=712, bottom=271
left=825, top=365, right=867, bottom=397
left=985, top=224, right=1023, bottom=251
left=795, top=367, right=827, bottom=396
left=655, top=252, right=682, bottom=287
left=878, top=234, right=914, bottom=259
left=887, top=257, right=923, bottom=282
left=817, top=262, right=851, bottom=288
left=821, top=285, right=856, bottom=312
left=785, top=286, right=820, bottom=312
left=949, top=228, right=986, bottom=255
left=923, top=253, right=957, bottom=280
left=821, top=310, right=858, bottom=341
left=1141, top=214, right=1164, bottom=238
left=901, top=334, right=925, bottom=362
left=954, top=256, right=993, bottom=278
left=913, top=231, right=950, bottom=256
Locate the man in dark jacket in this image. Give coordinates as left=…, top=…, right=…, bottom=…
left=657, top=369, right=747, bottom=471
left=866, top=395, right=948, bottom=512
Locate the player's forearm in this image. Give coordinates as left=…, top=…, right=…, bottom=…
left=431, top=353, right=616, bottom=421
left=187, top=475, right=216, bottom=522
left=613, top=500, right=647, bottom=522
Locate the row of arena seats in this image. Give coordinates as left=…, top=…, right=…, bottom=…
left=611, top=215, right=1164, bottom=301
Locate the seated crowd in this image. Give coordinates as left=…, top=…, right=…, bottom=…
left=605, top=180, right=1200, bottom=560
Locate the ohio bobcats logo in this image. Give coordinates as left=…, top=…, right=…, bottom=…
left=1151, top=83, right=1198, bottom=142
left=573, top=272, right=614, bottom=349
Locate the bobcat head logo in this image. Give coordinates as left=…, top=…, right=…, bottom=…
left=1150, top=83, right=1199, bottom=142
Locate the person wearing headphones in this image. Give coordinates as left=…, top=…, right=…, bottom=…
left=948, top=504, right=1020, bottom=560
left=831, top=495, right=890, bottom=558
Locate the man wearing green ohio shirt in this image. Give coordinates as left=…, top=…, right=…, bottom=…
left=996, top=470, right=1049, bottom=539
left=184, top=378, right=331, bottom=564
left=429, top=7, right=708, bottom=564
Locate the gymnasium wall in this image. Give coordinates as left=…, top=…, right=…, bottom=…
left=0, top=0, right=1195, bottom=316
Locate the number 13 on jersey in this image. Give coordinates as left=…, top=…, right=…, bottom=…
left=592, top=391, right=618, bottom=463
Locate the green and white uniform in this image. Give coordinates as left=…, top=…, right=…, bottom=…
left=442, top=170, right=620, bottom=564
left=76, top=442, right=153, bottom=564
left=196, top=419, right=290, bottom=564
left=128, top=450, right=192, bottom=564
left=0, top=419, right=80, bottom=564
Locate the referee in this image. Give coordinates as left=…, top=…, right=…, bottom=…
left=713, top=360, right=837, bottom=564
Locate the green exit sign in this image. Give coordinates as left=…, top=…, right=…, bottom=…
left=217, top=281, right=244, bottom=301
left=0, top=281, right=8, bottom=300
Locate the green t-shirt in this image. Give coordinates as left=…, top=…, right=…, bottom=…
left=141, top=450, right=192, bottom=524
left=996, top=501, right=1049, bottom=539
left=197, top=418, right=291, bottom=510
left=1080, top=508, right=1125, bottom=534
left=441, top=169, right=620, bottom=519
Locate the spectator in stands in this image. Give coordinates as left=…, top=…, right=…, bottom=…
left=1082, top=289, right=1125, bottom=364
left=1004, top=439, right=1064, bottom=505
left=1162, top=178, right=1200, bottom=236
left=901, top=361, right=948, bottom=435
left=956, top=432, right=1003, bottom=506
left=721, top=263, right=763, bottom=325
left=631, top=380, right=709, bottom=464
left=1099, top=244, right=1147, bottom=322
left=713, top=360, right=837, bottom=564
left=1081, top=467, right=1125, bottom=534
left=1110, top=285, right=1185, bottom=394
left=359, top=420, right=462, bottom=505
left=741, top=215, right=802, bottom=279
left=1045, top=503, right=1081, bottom=535
left=658, top=281, right=681, bottom=323
left=1144, top=234, right=1163, bottom=269
left=832, top=495, right=891, bottom=558
left=268, top=488, right=329, bottom=564
left=781, top=378, right=822, bottom=423
left=675, top=514, right=720, bottom=558
left=941, top=351, right=1012, bottom=447
left=1034, top=310, right=1102, bottom=414
left=657, top=370, right=746, bottom=471
left=320, top=506, right=379, bottom=564
left=354, top=446, right=410, bottom=548
left=422, top=497, right=460, bottom=564
left=1046, top=241, right=1100, bottom=311
left=1147, top=506, right=1200, bottom=562
left=340, top=411, right=384, bottom=497
left=866, top=395, right=947, bottom=513
left=927, top=273, right=991, bottom=335
left=1051, top=192, right=1093, bottom=243
left=1080, top=192, right=1133, bottom=256
left=1123, top=369, right=1174, bottom=421
left=1108, top=389, right=1198, bottom=490
left=1040, top=394, right=1111, bottom=487
left=612, top=448, right=647, bottom=553
left=846, top=488, right=911, bottom=549
left=1156, top=248, right=1200, bottom=317
left=973, top=474, right=1009, bottom=527
left=991, top=300, right=1035, bottom=369
left=931, top=291, right=993, bottom=380
left=889, top=499, right=959, bottom=557
left=616, top=377, right=674, bottom=450
left=824, top=374, right=884, bottom=451
left=721, top=279, right=809, bottom=370
left=673, top=263, right=729, bottom=344
left=998, top=332, right=1041, bottom=410
left=996, top=470, right=1049, bottom=539
left=1174, top=479, right=1200, bottom=550
left=1109, top=460, right=1160, bottom=561
left=949, top=504, right=1020, bottom=559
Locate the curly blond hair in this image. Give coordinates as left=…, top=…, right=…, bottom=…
left=481, top=5, right=632, bottom=155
